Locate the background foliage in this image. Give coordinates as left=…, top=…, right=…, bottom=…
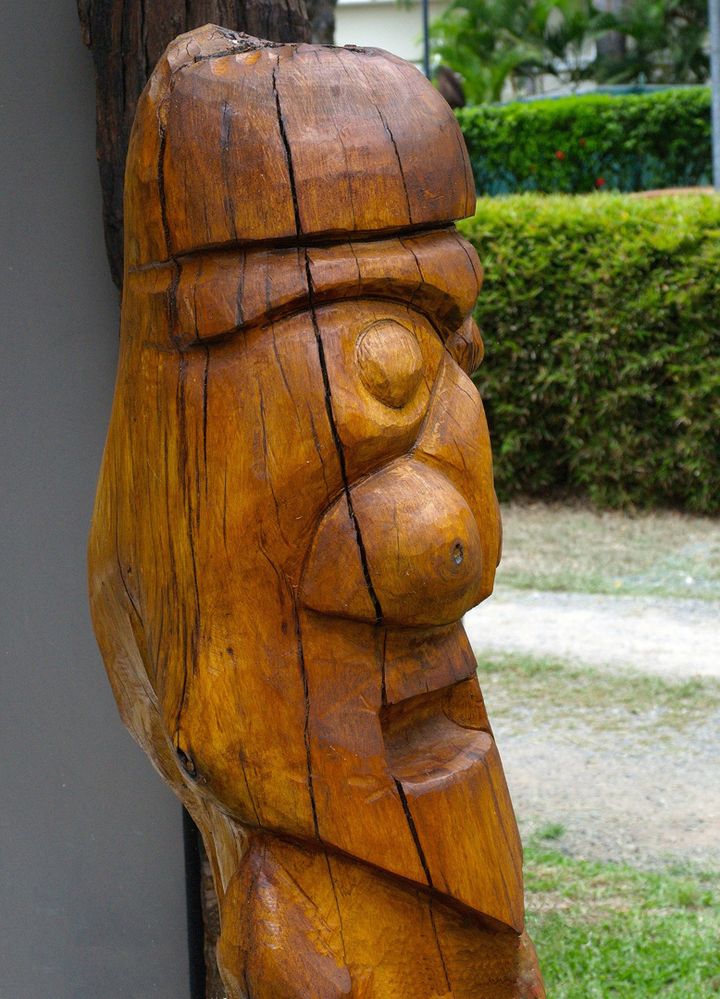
left=457, top=88, right=711, bottom=194
left=459, top=193, right=720, bottom=513
left=430, top=0, right=709, bottom=104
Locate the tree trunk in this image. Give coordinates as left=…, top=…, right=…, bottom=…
left=594, top=0, right=628, bottom=65
left=305, top=0, right=336, bottom=44
left=77, top=0, right=310, bottom=288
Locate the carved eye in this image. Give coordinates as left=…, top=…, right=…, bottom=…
left=356, top=320, right=424, bottom=409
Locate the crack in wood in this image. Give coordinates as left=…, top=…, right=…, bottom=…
left=157, top=118, right=181, bottom=339
left=272, top=54, right=303, bottom=237
left=393, top=778, right=433, bottom=889
left=323, top=852, right=348, bottom=965
left=220, top=99, right=239, bottom=241
left=292, top=604, right=321, bottom=840
left=305, top=251, right=384, bottom=624
left=428, top=898, right=452, bottom=992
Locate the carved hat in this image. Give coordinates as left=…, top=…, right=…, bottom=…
left=123, top=25, right=476, bottom=270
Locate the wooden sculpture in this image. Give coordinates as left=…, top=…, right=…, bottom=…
left=88, top=25, right=545, bottom=998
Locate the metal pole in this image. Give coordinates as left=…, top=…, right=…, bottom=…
left=710, top=0, right=720, bottom=189
left=422, top=0, right=430, bottom=79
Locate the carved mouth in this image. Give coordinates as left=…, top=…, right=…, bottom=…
left=381, top=676, right=492, bottom=789
left=380, top=621, right=493, bottom=788
left=377, top=629, right=524, bottom=932
left=381, top=619, right=478, bottom=704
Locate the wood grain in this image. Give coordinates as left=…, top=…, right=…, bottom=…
left=77, top=0, right=310, bottom=286
left=89, top=25, right=545, bottom=997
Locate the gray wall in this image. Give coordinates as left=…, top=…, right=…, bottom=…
left=0, top=3, right=191, bottom=997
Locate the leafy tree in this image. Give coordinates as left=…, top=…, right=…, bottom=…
left=595, top=0, right=709, bottom=83
left=429, top=0, right=709, bottom=104
left=429, top=0, right=603, bottom=102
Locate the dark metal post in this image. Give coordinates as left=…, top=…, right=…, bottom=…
left=710, top=0, right=720, bottom=189
left=422, top=0, right=430, bottom=79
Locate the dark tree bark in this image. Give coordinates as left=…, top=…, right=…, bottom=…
left=77, top=0, right=311, bottom=287
left=200, top=846, right=224, bottom=999
left=594, top=0, right=627, bottom=66
left=436, top=66, right=466, bottom=110
left=305, top=0, right=336, bottom=44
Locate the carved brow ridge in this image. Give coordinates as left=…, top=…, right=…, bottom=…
left=127, top=220, right=454, bottom=272
left=127, top=225, right=482, bottom=349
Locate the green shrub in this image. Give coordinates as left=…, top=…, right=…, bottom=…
left=457, top=89, right=711, bottom=194
left=459, top=193, right=720, bottom=513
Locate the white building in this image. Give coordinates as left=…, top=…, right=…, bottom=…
left=335, top=0, right=446, bottom=68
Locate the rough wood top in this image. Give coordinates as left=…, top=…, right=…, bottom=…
left=124, top=24, right=476, bottom=268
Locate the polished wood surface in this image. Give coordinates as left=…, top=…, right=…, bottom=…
left=89, top=25, right=545, bottom=997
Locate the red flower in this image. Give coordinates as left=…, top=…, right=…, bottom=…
left=555, top=150, right=566, bottom=160
left=595, top=177, right=606, bottom=187
left=579, top=137, right=587, bottom=147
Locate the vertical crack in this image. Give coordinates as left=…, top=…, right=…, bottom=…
left=380, top=627, right=388, bottom=706
left=157, top=115, right=180, bottom=339
left=332, top=49, right=413, bottom=225
left=398, top=236, right=425, bottom=309
left=220, top=99, right=238, bottom=240
left=323, top=852, right=348, bottom=965
left=428, top=899, right=452, bottom=993
left=374, top=104, right=413, bottom=225
left=201, top=344, right=209, bottom=490
left=293, top=604, right=321, bottom=840
left=304, top=250, right=383, bottom=624
left=271, top=50, right=381, bottom=838
left=393, top=778, right=433, bottom=888
left=272, top=54, right=302, bottom=237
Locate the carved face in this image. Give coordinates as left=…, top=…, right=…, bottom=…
left=89, top=27, right=522, bottom=933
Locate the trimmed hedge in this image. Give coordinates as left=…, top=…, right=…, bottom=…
left=457, top=89, right=712, bottom=195
left=459, top=193, right=720, bottom=513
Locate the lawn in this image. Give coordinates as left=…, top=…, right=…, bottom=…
left=525, top=829, right=720, bottom=998
left=476, top=501, right=720, bottom=995
left=496, top=502, right=720, bottom=600
left=477, top=652, right=720, bottom=733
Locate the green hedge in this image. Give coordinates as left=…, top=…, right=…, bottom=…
left=457, top=89, right=711, bottom=195
left=459, top=193, right=720, bottom=513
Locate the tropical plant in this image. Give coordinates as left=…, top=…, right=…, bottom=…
left=595, top=0, right=709, bottom=83
left=429, top=0, right=603, bottom=103
left=430, top=0, right=709, bottom=102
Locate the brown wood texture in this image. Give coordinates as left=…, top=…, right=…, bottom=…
left=88, top=26, right=545, bottom=997
left=77, top=0, right=310, bottom=287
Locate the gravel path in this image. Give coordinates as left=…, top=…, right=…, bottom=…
left=464, top=587, right=720, bottom=678
left=493, top=709, right=720, bottom=870
left=464, top=587, right=720, bottom=869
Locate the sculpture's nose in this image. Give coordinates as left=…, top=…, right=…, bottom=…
left=300, top=459, right=486, bottom=627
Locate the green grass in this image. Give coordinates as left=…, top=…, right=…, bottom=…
left=477, top=652, right=720, bottom=734
left=524, top=839, right=720, bottom=997
left=496, top=502, right=720, bottom=600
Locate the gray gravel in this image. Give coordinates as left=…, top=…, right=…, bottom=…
left=465, top=587, right=720, bottom=869
left=465, top=587, right=720, bottom=678
left=493, top=708, right=720, bottom=870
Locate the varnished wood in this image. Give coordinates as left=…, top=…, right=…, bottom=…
left=89, top=25, right=545, bottom=997
left=77, top=0, right=310, bottom=287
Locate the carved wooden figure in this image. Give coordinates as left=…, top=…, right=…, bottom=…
left=88, top=25, right=545, bottom=998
